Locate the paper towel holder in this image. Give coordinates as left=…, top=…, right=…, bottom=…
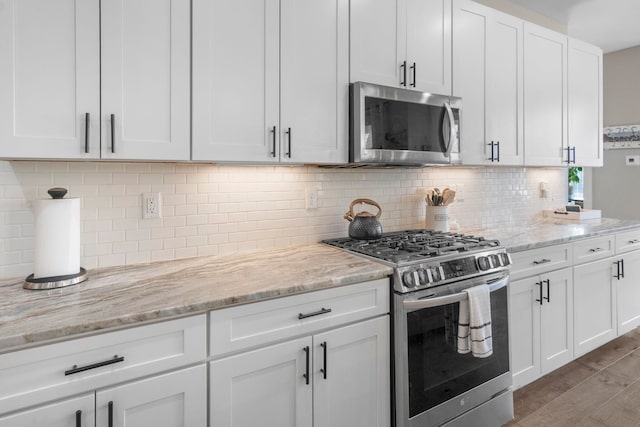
left=24, top=267, right=88, bottom=290
left=24, top=187, right=88, bottom=290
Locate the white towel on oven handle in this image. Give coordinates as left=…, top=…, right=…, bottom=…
left=457, top=284, right=493, bottom=358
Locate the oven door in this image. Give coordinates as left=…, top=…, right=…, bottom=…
left=393, top=273, right=512, bottom=427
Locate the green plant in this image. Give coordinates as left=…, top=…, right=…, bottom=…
left=568, top=166, right=583, bottom=185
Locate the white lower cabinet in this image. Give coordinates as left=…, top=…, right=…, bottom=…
left=0, top=394, right=95, bottom=427
left=0, top=315, right=207, bottom=426
left=616, top=250, right=640, bottom=335
left=573, top=258, right=617, bottom=357
left=210, top=316, right=390, bottom=427
left=510, top=268, right=573, bottom=389
left=96, top=365, right=206, bottom=427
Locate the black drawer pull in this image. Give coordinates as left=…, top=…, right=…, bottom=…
left=589, top=247, right=604, bottom=252
left=298, top=308, right=332, bottom=320
left=533, top=258, right=551, bottom=265
left=629, top=239, right=640, bottom=244
left=65, top=355, right=124, bottom=376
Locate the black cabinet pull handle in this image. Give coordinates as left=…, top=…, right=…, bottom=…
left=488, top=141, right=495, bottom=162
left=533, top=258, right=551, bottom=265
left=614, top=260, right=622, bottom=280
left=76, top=410, right=82, bottom=427
left=496, top=141, right=500, bottom=162
left=544, top=279, right=550, bottom=302
left=285, top=127, right=292, bottom=158
left=400, top=61, right=407, bottom=87
left=298, top=307, right=332, bottom=320
left=565, top=146, right=571, bottom=164
left=320, top=342, right=327, bottom=379
left=535, top=281, right=543, bottom=305
left=410, top=62, right=416, bottom=87
left=65, top=355, right=124, bottom=376
left=303, top=346, right=310, bottom=385
left=621, top=258, right=625, bottom=278
left=571, top=146, right=576, bottom=164
left=84, top=113, right=90, bottom=154
left=110, top=114, right=116, bottom=153
left=108, top=401, right=113, bottom=427
left=270, top=126, right=277, bottom=157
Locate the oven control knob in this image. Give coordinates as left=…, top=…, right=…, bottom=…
left=430, top=267, right=442, bottom=282
left=489, top=254, right=500, bottom=268
left=402, top=271, right=417, bottom=288
left=416, top=268, right=429, bottom=286
left=500, top=253, right=511, bottom=266
left=477, top=256, right=491, bottom=271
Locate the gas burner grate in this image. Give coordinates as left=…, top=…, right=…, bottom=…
left=323, top=229, right=501, bottom=264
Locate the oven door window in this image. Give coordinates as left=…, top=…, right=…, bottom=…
left=364, top=96, right=450, bottom=153
left=406, top=286, right=509, bottom=417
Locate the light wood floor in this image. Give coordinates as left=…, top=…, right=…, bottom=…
left=506, top=328, right=640, bottom=427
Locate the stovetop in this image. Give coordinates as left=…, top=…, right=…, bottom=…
left=323, top=229, right=510, bottom=293
left=323, top=229, right=501, bottom=265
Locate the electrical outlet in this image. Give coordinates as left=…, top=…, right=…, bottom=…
left=305, top=185, right=319, bottom=209
left=626, top=155, right=640, bottom=166
left=142, top=192, right=162, bottom=219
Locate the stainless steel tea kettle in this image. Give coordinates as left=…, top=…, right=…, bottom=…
left=343, top=198, right=383, bottom=240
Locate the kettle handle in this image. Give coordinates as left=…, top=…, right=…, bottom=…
left=344, top=198, right=382, bottom=222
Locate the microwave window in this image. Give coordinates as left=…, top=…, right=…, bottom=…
left=364, top=96, right=448, bottom=152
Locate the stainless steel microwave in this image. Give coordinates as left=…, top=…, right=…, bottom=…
left=349, top=82, right=462, bottom=167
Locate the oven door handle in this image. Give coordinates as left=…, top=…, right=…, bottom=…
left=403, top=276, right=509, bottom=312
left=442, top=101, right=456, bottom=156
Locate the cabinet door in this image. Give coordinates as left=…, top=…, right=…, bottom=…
left=523, top=23, right=567, bottom=166
left=96, top=365, right=206, bottom=427
left=280, top=0, right=349, bottom=164
left=210, top=337, right=313, bottom=427
left=568, top=38, right=603, bottom=167
left=617, top=251, right=640, bottom=335
left=452, top=0, right=488, bottom=165
left=313, top=316, right=390, bottom=427
left=540, top=268, right=573, bottom=374
left=100, top=0, right=190, bottom=161
left=486, top=10, right=523, bottom=165
left=573, top=258, right=617, bottom=357
left=0, top=393, right=94, bottom=427
left=350, top=0, right=403, bottom=87
left=192, top=0, right=279, bottom=162
left=509, top=276, right=541, bottom=389
left=0, top=0, right=100, bottom=159
left=406, top=0, right=451, bottom=94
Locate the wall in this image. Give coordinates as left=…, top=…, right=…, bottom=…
left=589, top=46, right=640, bottom=218
left=0, top=160, right=566, bottom=280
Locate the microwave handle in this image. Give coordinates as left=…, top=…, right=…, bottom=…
left=442, top=101, right=456, bottom=155
left=402, top=275, right=509, bottom=312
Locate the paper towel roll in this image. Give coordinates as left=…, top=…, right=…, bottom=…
left=33, top=197, right=81, bottom=279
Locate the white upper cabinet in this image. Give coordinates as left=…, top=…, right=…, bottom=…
left=568, top=38, right=603, bottom=167
left=453, top=0, right=523, bottom=165
left=193, top=0, right=348, bottom=164
left=100, top=0, right=191, bottom=161
left=351, top=0, right=451, bottom=95
left=0, top=0, right=100, bottom=159
left=523, top=23, right=568, bottom=166
left=0, top=0, right=190, bottom=161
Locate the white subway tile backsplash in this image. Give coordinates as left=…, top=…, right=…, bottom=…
left=0, top=161, right=568, bottom=279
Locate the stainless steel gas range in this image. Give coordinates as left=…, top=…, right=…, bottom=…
left=324, top=229, right=514, bottom=427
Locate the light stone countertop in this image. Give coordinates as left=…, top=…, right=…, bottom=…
left=0, top=244, right=393, bottom=354
left=3, top=216, right=640, bottom=355
left=461, top=216, right=640, bottom=253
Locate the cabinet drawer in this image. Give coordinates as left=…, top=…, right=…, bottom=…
left=509, top=244, right=572, bottom=281
left=616, top=229, right=640, bottom=254
left=573, top=236, right=615, bottom=264
left=0, top=314, right=206, bottom=415
left=209, top=278, right=390, bottom=358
